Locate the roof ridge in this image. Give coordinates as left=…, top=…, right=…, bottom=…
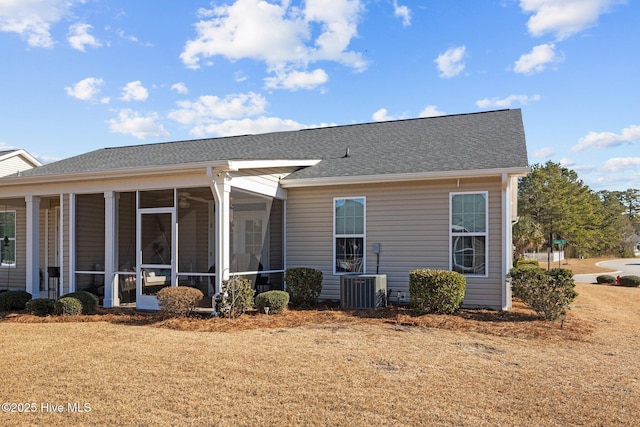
left=103, top=108, right=518, bottom=151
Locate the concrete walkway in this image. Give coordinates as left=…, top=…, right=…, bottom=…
left=574, top=258, right=640, bottom=284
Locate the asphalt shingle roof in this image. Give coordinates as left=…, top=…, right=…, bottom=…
left=19, top=109, right=528, bottom=180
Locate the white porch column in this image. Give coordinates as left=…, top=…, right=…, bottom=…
left=209, top=168, right=232, bottom=296
left=103, top=191, right=118, bottom=307
left=25, top=195, right=41, bottom=298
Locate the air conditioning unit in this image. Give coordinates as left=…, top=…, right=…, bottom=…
left=340, top=274, right=387, bottom=309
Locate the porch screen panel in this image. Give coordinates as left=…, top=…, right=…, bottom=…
left=75, top=194, right=105, bottom=290
left=117, top=192, right=136, bottom=271
left=228, top=189, right=283, bottom=289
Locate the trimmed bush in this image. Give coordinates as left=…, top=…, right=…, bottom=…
left=25, top=298, right=56, bottom=316
left=285, top=268, right=323, bottom=307
left=0, top=290, right=32, bottom=311
left=61, top=291, right=99, bottom=314
left=619, top=275, right=640, bottom=288
left=54, top=297, right=83, bottom=316
left=514, top=258, right=540, bottom=268
left=596, top=275, right=616, bottom=284
left=509, top=267, right=577, bottom=321
left=255, top=290, right=290, bottom=314
left=157, top=286, right=204, bottom=317
left=215, top=276, right=254, bottom=318
left=409, top=269, right=466, bottom=314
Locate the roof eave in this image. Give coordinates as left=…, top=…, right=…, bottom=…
left=0, top=159, right=323, bottom=186
left=280, top=167, right=531, bottom=188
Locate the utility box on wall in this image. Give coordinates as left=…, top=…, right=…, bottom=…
left=340, top=274, right=387, bottom=309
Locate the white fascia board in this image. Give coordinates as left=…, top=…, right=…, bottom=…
left=230, top=176, right=288, bottom=199
left=228, top=159, right=321, bottom=170
left=280, top=167, right=531, bottom=188
left=0, top=160, right=232, bottom=187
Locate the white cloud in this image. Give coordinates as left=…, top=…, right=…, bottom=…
left=393, top=1, right=411, bottom=27
left=513, top=43, right=563, bottom=75
left=572, top=125, right=640, bottom=152
left=67, top=23, right=101, bottom=51
left=373, top=105, right=445, bottom=122
left=372, top=108, right=394, bottom=122
left=65, top=77, right=105, bottom=101
left=0, top=141, right=18, bottom=151
left=108, top=109, right=170, bottom=139
left=116, top=29, right=152, bottom=47
left=189, top=116, right=315, bottom=138
left=476, top=94, right=541, bottom=109
left=602, top=157, right=640, bottom=172
left=0, top=0, right=79, bottom=47
left=168, top=92, right=268, bottom=126
left=419, top=105, right=446, bottom=117
left=120, top=81, right=149, bottom=102
left=434, top=46, right=466, bottom=78
left=520, top=0, right=623, bottom=40
left=533, top=147, right=555, bottom=158
left=171, top=82, right=189, bottom=95
left=264, top=68, right=328, bottom=90
left=179, top=0, right=367, bottom=90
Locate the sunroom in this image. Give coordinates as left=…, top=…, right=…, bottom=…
left=6, top=162, right=292, bottom=311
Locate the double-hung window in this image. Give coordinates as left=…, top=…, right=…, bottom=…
left=0, top=211, right=16, bottom=267
left=450, top=192, right=487, bottom=276
left=334, top=197, right=365, bottom=274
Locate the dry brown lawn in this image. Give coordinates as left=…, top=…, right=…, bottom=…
left=1, top=258, right=638, bottom=426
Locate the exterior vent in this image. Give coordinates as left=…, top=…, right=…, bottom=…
left=340, top=274, right=387, bottom=309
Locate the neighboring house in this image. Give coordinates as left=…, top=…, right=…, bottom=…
left=0, top=109, right=529, bottom=311
left=0, top=149, right=41, bottom=177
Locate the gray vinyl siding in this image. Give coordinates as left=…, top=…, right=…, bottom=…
left=286, top=177, right=505, bottom=309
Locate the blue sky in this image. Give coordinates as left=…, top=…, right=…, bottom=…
left=0, top=0, right=638, bottom=191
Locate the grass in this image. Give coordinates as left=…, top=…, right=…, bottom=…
left=1, top=258, right=638, bottom=426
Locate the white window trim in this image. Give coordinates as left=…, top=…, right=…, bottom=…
left=333, top=196, right=366, bottom=275
left=449, top=191, right=488, bottom=277
left=0, top=210, right=17, bottom=268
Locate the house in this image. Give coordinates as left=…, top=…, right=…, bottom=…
left=0, top=149, right=41, bottom=177
left=0, top=109, right=529, bottom=311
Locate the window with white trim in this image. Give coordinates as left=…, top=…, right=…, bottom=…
left=450, top=192, right=487, bottom=276
left=334, top=197, right=365, bottom=274
left=0, top=211, right=16, bottom=267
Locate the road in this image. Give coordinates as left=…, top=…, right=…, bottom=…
left=574, top=258, right=640, bottom=284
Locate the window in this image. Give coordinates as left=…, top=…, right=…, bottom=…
left=334, top=197, right=365, bottom=274
left=450, top=192, right=487, bottom=275
left=0, top=211, right=16, bottom=267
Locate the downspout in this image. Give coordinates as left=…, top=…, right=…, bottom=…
left=501, top=173, right=513, bottom=310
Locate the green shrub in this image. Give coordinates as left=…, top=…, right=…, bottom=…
left=509, top=267, right=578, bottom=321
left=157, top=286, right=204, bottom=317
left=54, top=297, right=83, bottom=316
left=619, top=275, right=640, bottom=287
left=596, top=275, right=616, bottom=284
left=0, top=290, right=32, bottom=311
left=285, top=268, right=323, bottom=307
left=61, top=291, right=99, bottom=314
left=409, top=269, right=466, bottom=314
left=255, top=290, right=290, bottom=314
left=25, top=298, right=56, bottom=316
left=215, top=276, right=255, bottom=318
left=514, top=258, right=539, bottom=268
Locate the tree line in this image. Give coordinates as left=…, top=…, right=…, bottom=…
left=513, top=161, right=639, bottom=259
